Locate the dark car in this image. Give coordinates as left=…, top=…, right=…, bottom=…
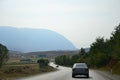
left=72, top=63, right=89, bottom=78
left=56, top=65, right=59, bottom=68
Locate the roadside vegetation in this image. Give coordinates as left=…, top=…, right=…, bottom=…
left=55, top=24, right=120, bottom=75
left=0, top=62, right=55, bottom=80
left=0, top=46, right=55, bottom=80
left=0, top=43, right=8, bottom=68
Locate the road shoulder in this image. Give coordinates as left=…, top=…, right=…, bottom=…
left=93, top=70, right=120, bottom=80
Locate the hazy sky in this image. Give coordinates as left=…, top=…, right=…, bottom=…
left=0, top=0, right=120, bottom=49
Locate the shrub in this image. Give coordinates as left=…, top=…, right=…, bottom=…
left=37, top=59, right=49, bottom=68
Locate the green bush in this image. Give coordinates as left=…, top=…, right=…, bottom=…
left=37, top=59, right=49, bottom=68
left=0, top=43, right=8, bottom=68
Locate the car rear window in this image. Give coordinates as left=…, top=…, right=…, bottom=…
left=74, top=63, right=88, bottom=68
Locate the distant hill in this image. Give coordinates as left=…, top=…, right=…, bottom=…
left=0, top=26, right=76, bottom=52
left=84, top=48, right=90, bottom=52
left=8, top=50, right=78, bottom=59
left=25, top=50, right=78, bottom=59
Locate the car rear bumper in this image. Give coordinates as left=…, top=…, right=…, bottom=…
left=72, top=68, right=89, bottom=75
left=72, top=72, right=88, bottom=75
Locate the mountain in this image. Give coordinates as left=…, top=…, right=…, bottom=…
left=0, top=26, right=76, bottom=52
left=84, top=48, right=90, bottom=52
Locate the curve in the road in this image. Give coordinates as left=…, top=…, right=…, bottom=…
left=17, top=62, right=109, bottom=80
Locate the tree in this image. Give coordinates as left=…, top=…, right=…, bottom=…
left=110, top=24, right=120, bottom=60
left=79, top=48, right=86, bottom=55
left=0, top=43, right=9, bottom=68
left=90, top=37, right=106, bottom=54
left=55, top=24, right=120, bottom=69
left=71, top=55, right=79, bottom=65
left=37, top=59, right=49, bottom=68
left=88, top=37, right=111, bottom=67
left=55, top=55, right=71, bottom=66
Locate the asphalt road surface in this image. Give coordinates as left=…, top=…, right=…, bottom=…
left=17, top=62, right=109, bottom=80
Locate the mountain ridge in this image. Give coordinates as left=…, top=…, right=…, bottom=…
left=0, top=26, right=76, bottom=52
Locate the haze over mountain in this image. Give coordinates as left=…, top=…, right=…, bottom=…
left=0, top=26, right=76, bottom=52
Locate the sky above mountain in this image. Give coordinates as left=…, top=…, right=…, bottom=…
left=0, top=0, right=120, bottom=49
left=0, top=27, right=76, bottom=52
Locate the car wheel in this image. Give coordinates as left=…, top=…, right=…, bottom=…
left=86, top=74, right=89, bottom=78
left=72, top=74, right=75, bottom=78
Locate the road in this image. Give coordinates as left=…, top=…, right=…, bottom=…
left=17, top=62, right=109, bottom=80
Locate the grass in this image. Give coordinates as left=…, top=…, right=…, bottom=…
left=0, top=60, right=56, bottom=80
left=98, top=61, right=120, bottom=75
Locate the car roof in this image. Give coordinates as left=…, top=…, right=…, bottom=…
left=75, top=63, right=86, bottom=65
left=73, top=63, right=88, bottom=68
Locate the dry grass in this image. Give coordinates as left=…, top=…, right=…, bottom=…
left=112, top=61, right=120, bottom=75
left=99, top=61, right=120, bottom=75
left=0, top=63, right=56, bottom=80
